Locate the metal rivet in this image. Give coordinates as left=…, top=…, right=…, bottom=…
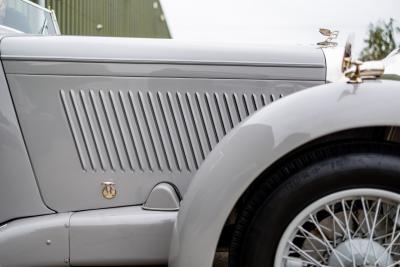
left=64, top=258, right=69, bottom=264
left=46, top=240, right=51, bottom=245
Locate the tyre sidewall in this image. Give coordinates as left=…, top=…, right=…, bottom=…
left=240, top=153, right=400, bottom=267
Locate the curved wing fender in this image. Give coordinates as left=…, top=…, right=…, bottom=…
left=169, top=80, right=400, bottom=267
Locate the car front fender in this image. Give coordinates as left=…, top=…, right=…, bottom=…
left=169, top=79, right=400, bottom=267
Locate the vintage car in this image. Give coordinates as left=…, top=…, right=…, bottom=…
left=1, top=2, right=400, bottom=267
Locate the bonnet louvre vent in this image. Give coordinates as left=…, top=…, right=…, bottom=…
left=60, top=89, right=283, bottom=172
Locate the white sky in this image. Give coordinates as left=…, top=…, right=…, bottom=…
left=161, top=0, right=400, bottom=56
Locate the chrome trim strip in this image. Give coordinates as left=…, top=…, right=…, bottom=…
left=1, top=56, right=325, bottom=68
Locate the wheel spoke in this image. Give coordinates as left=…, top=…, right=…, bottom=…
left=288, top=241, right=326, bottom=267
left=309, top=214, right=350, bottom=266
left=276, top=191, right=400, bottom=267
left=325, top=205, right=348, bottom=237
left=373, top=229, right=400, bottom=265
left=297, top=226, right=329, bottom=263
left=283, top=256, right=330, bottom=267
left=374, top=204, right=400, bottom=265
left=386, top=258, right=400, bottom=267
left=361, top=197, right=373, bottom=234
left=352, top=198, right=377, bottom=238
left=332, top=205, right=337, bottom=248
left=374, top=231, right=400, bottom=241
left=363, top=198, right=381, bottom=265
left=341, top=200, right=357, bottom=267
left=389, top=204, right=400, bottom=262
left=375, top=211, right=391, bottom=229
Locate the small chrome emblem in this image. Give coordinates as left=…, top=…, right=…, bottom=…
left=102, top=182, right=117, bottom=199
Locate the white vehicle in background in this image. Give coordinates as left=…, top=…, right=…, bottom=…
left=0, top=0, right=59, bottom=35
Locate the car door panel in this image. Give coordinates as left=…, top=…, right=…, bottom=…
left=6, top=73, right=320, bottom=211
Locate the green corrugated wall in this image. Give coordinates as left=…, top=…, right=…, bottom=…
left=44, top=0, right=170, bottom=38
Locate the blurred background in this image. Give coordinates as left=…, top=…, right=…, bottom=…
left=29, top=0, right=400, bottom=59
left=31, top=0, right=171, bottom=38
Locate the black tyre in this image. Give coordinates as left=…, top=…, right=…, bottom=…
left=229, top=142, right=400, bottom=267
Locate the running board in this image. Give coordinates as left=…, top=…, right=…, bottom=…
left=0, top=207, right=177, bottom=267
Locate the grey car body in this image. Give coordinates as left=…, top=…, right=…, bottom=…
left=0, top=30, right=400, bottom=267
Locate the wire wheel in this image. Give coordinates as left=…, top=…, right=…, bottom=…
left=275, top=189, right=400, bottom=267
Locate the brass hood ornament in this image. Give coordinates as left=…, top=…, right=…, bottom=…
left=321, top=30, right=386, bottom=83
left=341, top=34, right=385, bottom=84
left=317, top=28, right=339, bottom=48
left=344, top=59, right=385, bottom=83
